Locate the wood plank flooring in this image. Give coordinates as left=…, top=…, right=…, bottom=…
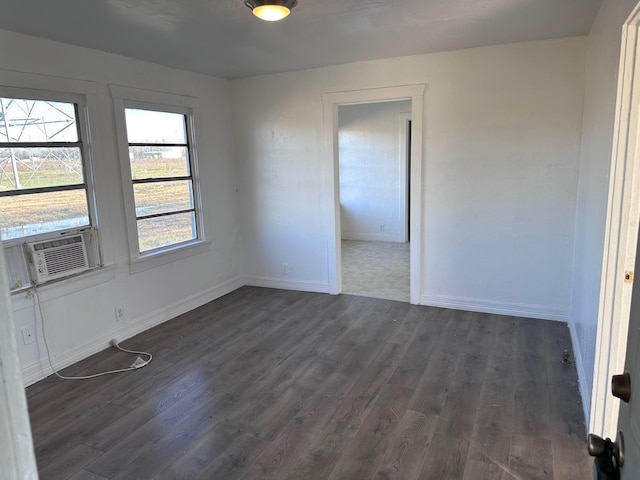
left=26, top=287, right=592, bottom=479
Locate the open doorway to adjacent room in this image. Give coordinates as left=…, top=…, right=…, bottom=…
left=322, top=84, right=425, bottom=305
left=337, top=101, right=412, bottom=302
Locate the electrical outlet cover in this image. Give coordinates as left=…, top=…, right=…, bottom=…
left=21, top=325, right=36, bottom=345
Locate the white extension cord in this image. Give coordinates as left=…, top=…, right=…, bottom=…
left=33, top=286, right=153, bottom=380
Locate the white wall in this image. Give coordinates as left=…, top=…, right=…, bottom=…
left=0, top=244, right=38, bottom=479
left=339, top=101, right=411, bottom=243
left=0, top=29, right=242, bottom=385
left=569, top=0, right=639, bottom=424
left=233, top=37, right=586, bottom=319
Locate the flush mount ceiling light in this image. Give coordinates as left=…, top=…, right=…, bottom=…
left=244, top=0, right=298, bottom=21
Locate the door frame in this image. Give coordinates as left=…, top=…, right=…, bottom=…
left=322, top=85, right=426, bottom=304
left=592, top=3, right=640, bottom=437
left=0, top=244, right=39, bottom=478
left=399, top=112, right=412, bottom=243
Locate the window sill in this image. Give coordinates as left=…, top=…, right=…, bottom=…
left=10, top=264, right=117, bottom=312
left=129, top=240, right=212, bottom=274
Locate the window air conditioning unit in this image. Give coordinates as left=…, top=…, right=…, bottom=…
left=26, top=233, right=90, bottom=284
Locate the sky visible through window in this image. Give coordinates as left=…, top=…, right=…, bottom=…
left=0, top=98, right=78, bottom=143
left=125, top=109, right=186, bottom=144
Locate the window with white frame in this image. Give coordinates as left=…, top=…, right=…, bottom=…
left=121, top=105, right=201, bottom=254
left=0, top=93, right=94, bottom=241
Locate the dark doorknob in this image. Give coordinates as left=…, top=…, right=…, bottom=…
left=588, top=432, right=625, bottom=480
left=612, top=372, right=631, bottom=403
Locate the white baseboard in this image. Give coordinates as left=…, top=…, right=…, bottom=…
left=22, top=276, right=244, bottom=386
left=419, top=292, right=568, bottom=322
left=341, top=233, right=404, bottom=243
left=420, top=291, right=587, bottom=426
left=567, top=318, right=591, bottom=430
left=244, top=276, right=329, bottom=294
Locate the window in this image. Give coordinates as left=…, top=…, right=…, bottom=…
left=111, top=86, right=206, bottom=268
left=0, top=95, right=92, bottom=241
left=124, top=107, right=199, bottom=253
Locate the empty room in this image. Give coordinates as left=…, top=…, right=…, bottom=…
left=2, top=0, right=640, bottom=478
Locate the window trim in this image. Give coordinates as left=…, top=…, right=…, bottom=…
left=126, top=105, right=198, bottom=252
left=110, top=85, right=209, bottom=271
left=0, top=86, right=99, bottom=248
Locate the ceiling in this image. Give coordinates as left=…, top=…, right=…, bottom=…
left=0, top=0, right=603, bottom=79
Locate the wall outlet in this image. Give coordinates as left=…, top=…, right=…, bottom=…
left=21, top=325, right=36, bottom=345
left=379, top=224, right=385, bottom=232
left=115, top=305, right=125, bottom=321
left=281, top=263, right=289, bottom=275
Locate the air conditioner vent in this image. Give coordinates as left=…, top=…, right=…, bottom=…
left=27, top=234, right=89, bottom=284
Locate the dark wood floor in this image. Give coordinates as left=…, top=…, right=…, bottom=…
left=27, top=287, right=592, bottom=479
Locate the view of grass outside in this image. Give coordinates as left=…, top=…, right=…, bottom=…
left=1, top=189, right=88, bottom=240
left=0, top=148, right=89, bottom=240
left=0, top=153, right=194, bottom=246
left=130, top=153, right=197, bottom=252
left=137, top=212, right=196, bottom=252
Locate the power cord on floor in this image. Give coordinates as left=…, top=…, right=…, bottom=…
left=33, top=286, right=152, bottom=380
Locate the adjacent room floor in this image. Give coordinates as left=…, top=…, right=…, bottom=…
left=27, top=287, right=591, bottom=479
left=341, top=240, right=410, bottom=302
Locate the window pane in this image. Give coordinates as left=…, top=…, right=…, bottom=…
left=0, top=189, right=89, bottom=240
left=133, top=180, right=194, bottom=217
left=0, top=147, right=83, bottom=191
left=0, top=98, right=78, bottom=143
left=125, top=109, right=187, bottom=144
left=128, top=146, right=189, bottom=179
left=137, top=212, right=196, bottom=252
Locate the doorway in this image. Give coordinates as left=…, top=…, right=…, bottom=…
left=591, top=3, right=640, bottom=441
left=337, top=101, right=411, bottom=302
left=322, top=85, right=425, bottom=305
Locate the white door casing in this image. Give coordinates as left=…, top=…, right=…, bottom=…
left=591, top=2, right=640, bottom=439
left=322, top=85, right=426, bottom=304
left=591, top=2, right=640, bottom=476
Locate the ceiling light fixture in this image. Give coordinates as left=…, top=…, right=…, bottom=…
left=244, top=0, right=298, bottom=21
